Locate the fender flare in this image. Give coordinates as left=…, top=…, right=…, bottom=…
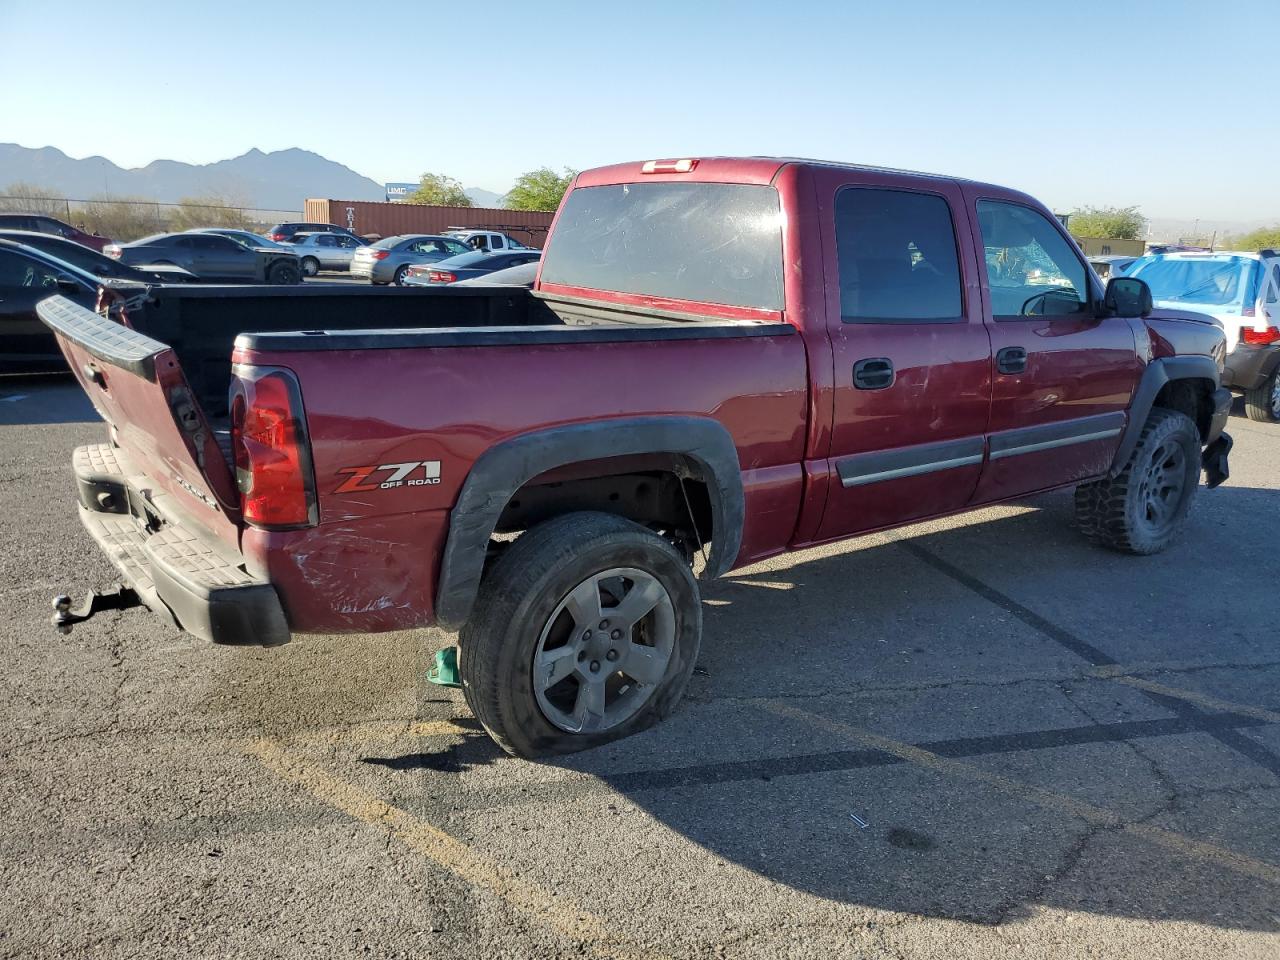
left=434, top=416, right=744, bottom=630
left=1110, top=356, right=1220, bottom=476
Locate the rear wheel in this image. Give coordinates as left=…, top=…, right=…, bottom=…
left=1243, top=367, right=1280, bottom=422
left=300, top=257, right=319, bottom=278
left=459, top=512, right=701, bottom=758
left=393, top=265, right=409, bottom=285
left=268, top=260, right=300, bottom=285
left=1074, top=408, right=1200, bottom=555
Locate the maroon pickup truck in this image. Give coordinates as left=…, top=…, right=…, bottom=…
left=41, top=156, right=1232, bottom=757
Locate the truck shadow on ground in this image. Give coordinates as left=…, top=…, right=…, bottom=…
left=348, top=485, right=1280, bottom=931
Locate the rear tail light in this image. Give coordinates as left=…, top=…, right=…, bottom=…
left=229, top=366, right=317, bottom=529
left=1242, top=326, right=1280, bottom=345
left=269, top=233, right=287, bottom=241
left=429, top=270, right=456, bottom=283
left=371, top=250, right=390, bottom=260
left=104, top=245, right=122, bottom=259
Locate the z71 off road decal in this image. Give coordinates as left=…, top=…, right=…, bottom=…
left=333, top=461, right=442, bottom=493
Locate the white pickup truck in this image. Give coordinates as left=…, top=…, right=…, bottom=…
left=443, top=229, right=536, bottom=253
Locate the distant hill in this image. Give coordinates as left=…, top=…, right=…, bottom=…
left=0, top=144, right=503, bottom=212
left=465, top=187, right=506, bottom=208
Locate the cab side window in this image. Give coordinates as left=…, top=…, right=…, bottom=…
left=977, top=200, right=1090, bottom=319
left=835, top=187, right=964, bottom=323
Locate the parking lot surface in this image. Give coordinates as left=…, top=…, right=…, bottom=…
left=1, top=374, right=1278, bottom=959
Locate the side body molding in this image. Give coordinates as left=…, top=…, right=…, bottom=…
left=1110, top=355, right=1221, bottom=475
left=434, top=416, right=745, bottom=630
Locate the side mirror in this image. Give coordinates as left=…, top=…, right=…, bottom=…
left=55, top=276, right=83, bottom=295
left=1103, top=276, right=1153, bottom=318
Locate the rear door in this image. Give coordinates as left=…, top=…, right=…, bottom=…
left=966, top=191, right=1143, bottom=503
left=814, top=173, right=993, bottom=540
left=36, top=294, right=241, bottom=542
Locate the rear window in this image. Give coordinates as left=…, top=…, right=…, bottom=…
left=372, top=235, right=405, bottom=250
left=1129, top=256, right=1250, bottom=307
left=540, top=181, right=784, bottom=311
left=440, top=251, right=495, bottom=268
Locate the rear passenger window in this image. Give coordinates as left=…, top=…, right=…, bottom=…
left=977, top=200, right=1090, bottom=319
left=835, top=188, right=963, bottom=323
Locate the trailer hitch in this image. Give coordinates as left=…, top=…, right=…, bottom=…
left=51, top=585, right=142, bottom=635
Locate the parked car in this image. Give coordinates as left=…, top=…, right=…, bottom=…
left=0, top=238, right=128, bottom=371
left=444, top=229, right=535, bottom=252
left=1088, top=254, right=1138, bottom=280
left=350, top=234, right=471, bottom=284
left=0, top=230, right=196, bottom=283
left=191, top=228, right=294, bottom=251
left=104, top=232, right=301, bottom=284
left=402, top=249, right=541, bottom=285
left=266, top=221, right=364, bottom=244
left=287, top=232, right=366, bottom=276
left=0, top=214, right=111, bottom=252
left=453, top=261, right=540, bottom=288
left=41, top=156, right=1232, bottom=760
left=1126, top=249, right=1280, bottom=421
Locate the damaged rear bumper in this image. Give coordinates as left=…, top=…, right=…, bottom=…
left=1201, top=387, right=1232, bottom=489
left=70, top=443, right=290, bottom=646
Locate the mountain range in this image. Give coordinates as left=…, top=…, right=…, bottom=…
left=0, top=144, right=504, bottom=211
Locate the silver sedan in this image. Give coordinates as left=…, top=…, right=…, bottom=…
left=289, top=232, right=366, bottom=276
left=350, top=234, right=471, bottom=285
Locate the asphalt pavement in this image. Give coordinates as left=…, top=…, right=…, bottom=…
left=1, top=374, right=1278, bottom=959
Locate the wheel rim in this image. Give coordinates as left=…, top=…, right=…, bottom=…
left=1270, top=374, right=1280, bottom=419
left=532, top=567, right=676, bottom=734
left=1135, top=437, right=1187, bottom=534
left=303, top=259, right=317, bottom=276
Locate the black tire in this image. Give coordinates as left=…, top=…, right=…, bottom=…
left=300, top=257, right=319, bottom=278
left=458, top=511, right=701, bottom=758
left=268, top=260, right=300, bottom=285
left=1243, top=367, right=1280, bottom=423
left=1074, top=408, right=1200, bottom=555
left=392, top=265, right=409, bottom=285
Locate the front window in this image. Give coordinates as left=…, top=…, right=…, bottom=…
left=1127, top=256, right=1250, bottom=308
left=978, top=200, right=1090, bottom=318
left=540, top=181, right=784, bottom=311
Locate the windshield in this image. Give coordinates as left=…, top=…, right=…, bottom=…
left=1128, top=256, right=1250, bottom=306
left=540, top=181, right=784, bottom=311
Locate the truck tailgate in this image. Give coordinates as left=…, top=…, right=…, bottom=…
left=37, top=295, right=241, bottom=546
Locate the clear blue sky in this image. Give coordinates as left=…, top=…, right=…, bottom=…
left=2, top=0, right=1274, bottom=222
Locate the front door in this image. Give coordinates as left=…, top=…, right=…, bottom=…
left=966, top=192, right=1145, bottom=504
left=815, top=176, right=993, bottom=540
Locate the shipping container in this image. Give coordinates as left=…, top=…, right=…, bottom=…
left=302, top=199, right=554, bottom=248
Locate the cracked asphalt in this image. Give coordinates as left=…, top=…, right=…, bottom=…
left=2, top=373, right=1279, bottom=959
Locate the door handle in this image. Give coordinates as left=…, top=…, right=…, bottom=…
left=853, top=357, right=894, bottom=390
left=996, top=346, right=1028, bottom=375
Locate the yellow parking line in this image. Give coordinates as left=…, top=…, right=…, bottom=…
left=246, top=737, right=670, bottom=960
left=1089, top=671, right=1280, bottom=726
left=759, top=700, right=1280, bottom=885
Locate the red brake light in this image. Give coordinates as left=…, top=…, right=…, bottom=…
left=230, top=367, right=316, bottom=528
left=1242, top=326, right=1280, bottom=345
left=429, top=270, right=456, bottom=283
left=269, top=233, right=286, bottom=241
left=105, top=246, right=121, bottom=259
left=641, top=158, right=699, bottom=174
left=372, top=250, right=390, bottom=260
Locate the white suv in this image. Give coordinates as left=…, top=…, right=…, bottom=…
left=1126, top=250, right=1280, bottom=421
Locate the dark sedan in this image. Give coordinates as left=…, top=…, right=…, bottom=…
left=0, top=238, right=107, bottom=371
left=0, top=230, right=196, bottom=283
left=401, top=249, right=542, bottom=286
left=104, top=232, right=301, bottom=284
left=0, top=214, right=111, bottom=252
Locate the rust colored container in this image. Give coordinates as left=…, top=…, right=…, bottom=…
left=303, top=199, right=554, bottom=248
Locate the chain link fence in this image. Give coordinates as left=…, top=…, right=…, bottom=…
left=0, top=195, right=303, bottom=241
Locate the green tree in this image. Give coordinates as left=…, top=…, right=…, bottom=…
left=504, top=167, right=576, bottom=212
left=1228, top=224, right=1280, bottom=251
left=1067, top=205, right=1145, bottom=240
left=407, top=172, right=473, bottom=207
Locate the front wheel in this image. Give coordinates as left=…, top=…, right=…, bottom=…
left=459, top=512, right=701, bottom=758
left=1243, top=367, right=1280, bottom=423
left=268, top=261, right=300, bottom=285
left=1074, top=408, right=1200, bottom=555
